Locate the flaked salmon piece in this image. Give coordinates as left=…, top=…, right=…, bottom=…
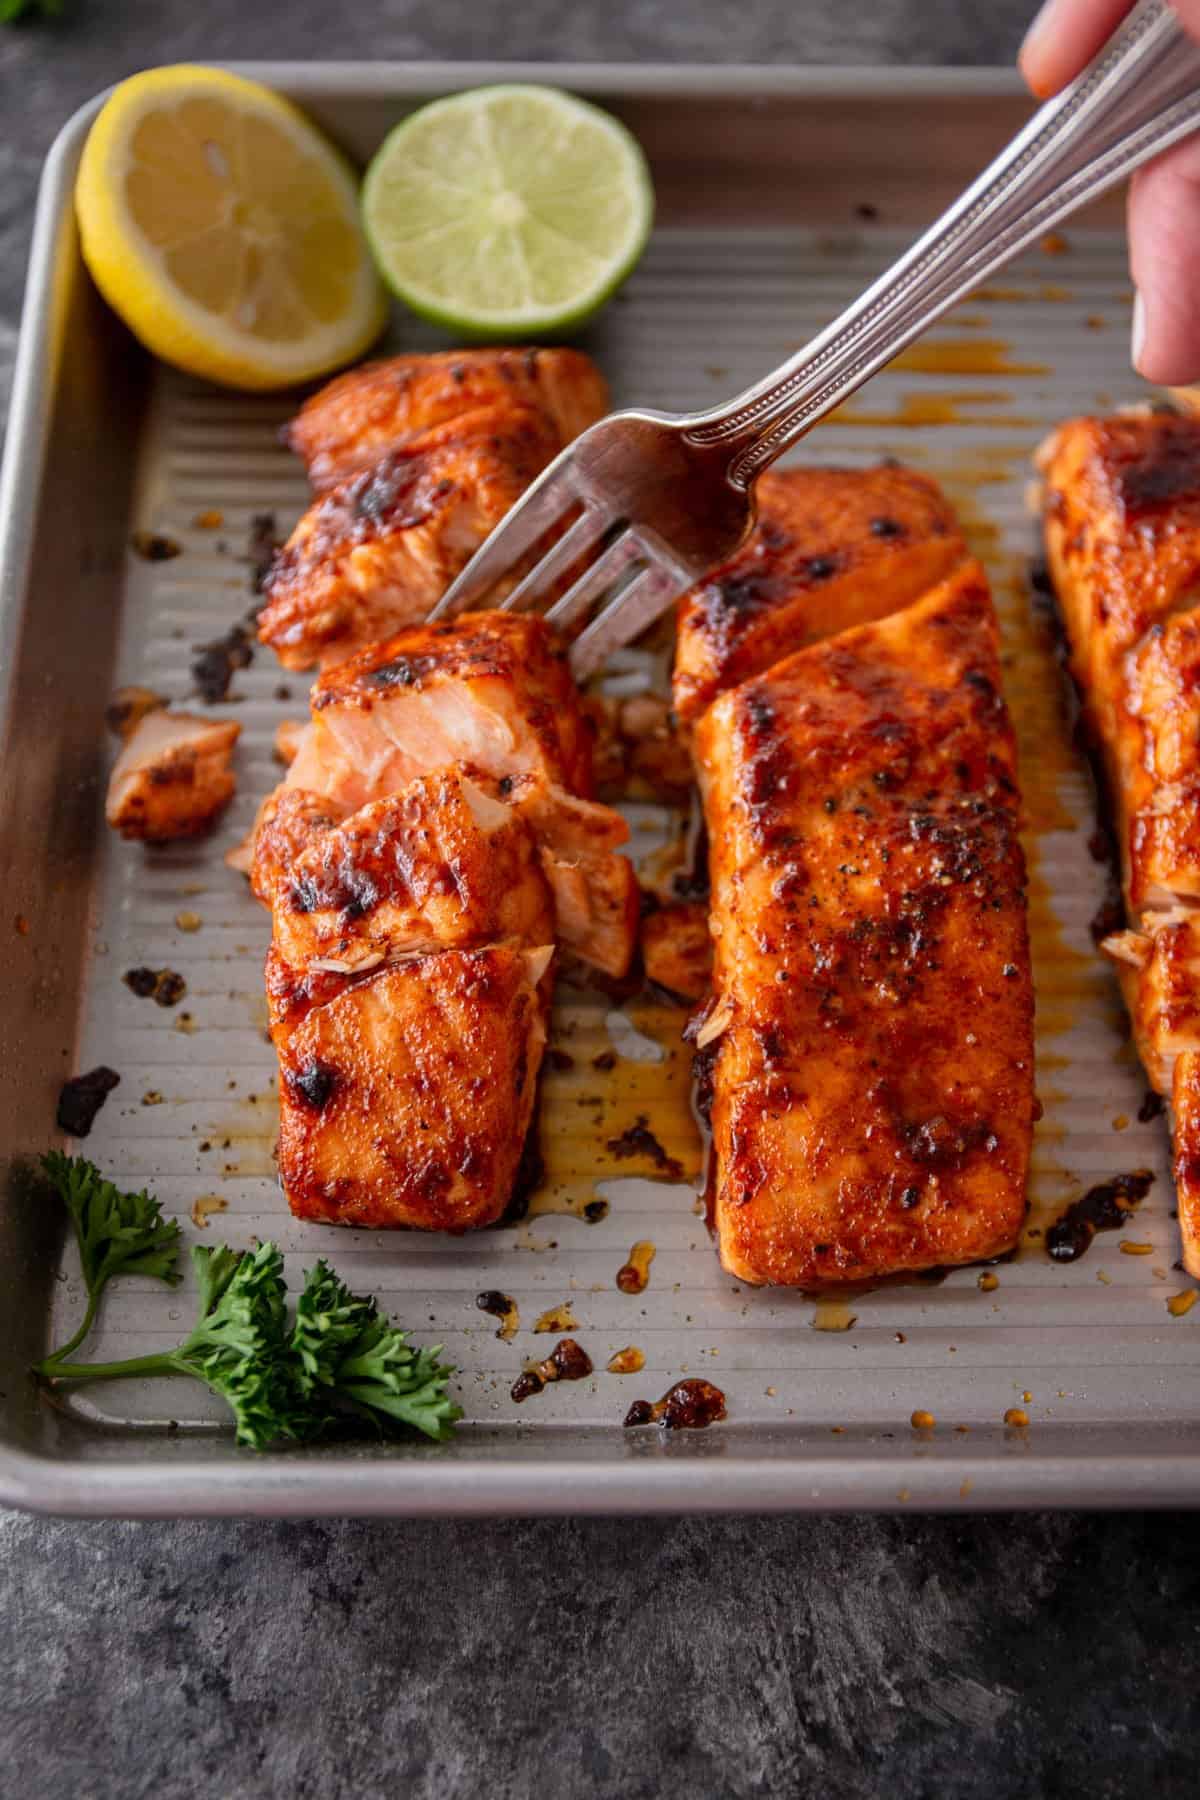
left=260, top=765, right=636, bottom=979
left=284, top=348, right=608, bottom=491
left=286, top=611, right=595, bottom=809
left=272, top=770, right=555, bottom=978
left=241, top=786, right=344, bottom=900
left=641, top=902, right=712, bottom=1001
left=259, top=405, right=561, bottom=671
left=106, top=709, right=240, bottom=842
left=673, top=464, right=967, bottom=724
left=693, top=561, right=1033, bottom=1287
left=1101, top=909, right=1200, bottom=1094
left=273, top=943, right=552, bottom=1231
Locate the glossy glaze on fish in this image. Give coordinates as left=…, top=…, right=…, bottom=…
left=692, top=560, right=1034, bottom=1287
left=1040, top=411, right=1200, bottom=1272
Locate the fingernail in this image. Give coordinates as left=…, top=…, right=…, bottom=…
left=1132, top=289, right=1147, bottom=372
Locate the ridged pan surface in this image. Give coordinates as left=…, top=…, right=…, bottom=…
left=59, top=226, right=1200, bottom=1467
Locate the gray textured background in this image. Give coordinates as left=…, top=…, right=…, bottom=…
left=4, top=5, right=1199, bottom=1798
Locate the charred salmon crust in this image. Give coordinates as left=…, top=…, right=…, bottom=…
left=693, top=560, right=1034, bottom=1287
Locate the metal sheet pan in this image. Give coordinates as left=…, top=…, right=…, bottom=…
left=3, top=64, right=1198, bottom=1517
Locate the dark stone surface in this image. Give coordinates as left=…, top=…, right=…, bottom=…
left=2, top=5, right=1198, bottom=1797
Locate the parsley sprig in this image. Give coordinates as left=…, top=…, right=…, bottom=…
left=38, top=1150, right=182, bottom=1365
left=0, top=1, right=65, bottom=22
left=35, top=1156, right=461, bottom=1449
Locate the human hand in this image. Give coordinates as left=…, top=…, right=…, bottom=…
left=1021, top=0, right=1200, bottom=383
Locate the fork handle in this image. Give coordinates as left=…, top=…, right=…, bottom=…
left=687, top=0, right=1200, bottom=485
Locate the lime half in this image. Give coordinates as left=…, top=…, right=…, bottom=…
left=362, top=84, right=653, bottom=338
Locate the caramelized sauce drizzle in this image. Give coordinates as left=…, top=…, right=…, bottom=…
left=623, top=1378, right=727, bottom=1430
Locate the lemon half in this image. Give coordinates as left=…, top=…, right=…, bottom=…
left=76, top=65, right=387, bottom=390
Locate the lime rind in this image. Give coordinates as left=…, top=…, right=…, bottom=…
left=362, top=84, right=653, bottom=339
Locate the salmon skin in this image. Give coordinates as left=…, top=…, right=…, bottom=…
left=1040, top=411, right=1200, bottom=1274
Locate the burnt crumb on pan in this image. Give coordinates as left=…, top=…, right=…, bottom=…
left=476, top=1290, right=519, bottom=1340
left=605, top=1115, right=684, bottom=1180
left=1046, top=1169, right=1155, bottom=1262
left=191, top=623, right=254, bottom=704
left=123, top=967, right=187, bottom=1008
left=1138, top=1089, right=1166, bottom=1124
left=273, top=684, right=293, bottom=703
left=1089, top=892, right=1125, bottom=946
left=546, top=1048, right=575, bottom=1073
left=592, top=1050, right=618, bottom=1073
left=623, top=1378, right=727, bottom=1430
left=130, top=530, right=182, bottom=562
left=511, top=1337, right=593, bottom=1402
left=57, top=1066, right=120, bottom=1137
left=247, top=512, right=281, bottom=594
left=583, top=1199, right=609, bottom=1224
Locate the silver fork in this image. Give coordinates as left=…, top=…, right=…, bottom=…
left=431, top=0, right=1200, bottom=680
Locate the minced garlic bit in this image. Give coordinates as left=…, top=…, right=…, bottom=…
left=1119, top=1240, right=1153, bottom=1256
left=190, top=1194, right=228, bottom=1229
left=1003, top=1408, right=1029, bottom=1428
left=175, top=910, right=203, bottom=932
left=977, top=1271, right=999, bottom=1292
left=1167, top=1290, right=1197, bottom=1319
left=910, top=1409, right=935, bottom=1431
left=606, top=1346, right=645, bottom=1375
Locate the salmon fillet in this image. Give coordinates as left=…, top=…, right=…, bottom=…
left=288, top=611, right=595, bottom=805
left=106, top=710, right=240, bottom=841
left=266, top=612, right=638, bottom=978
left=284, top=347, right=608, bottom=491
left=1040, top=412, right=1200, bottom=1273
left=259, top=406, right=561, bottom=671
left=263, top=760, right=556, bottom=1230
left=693, top=561, right=1034, bottom=1286
left=271, top=770, right=555, bottom=977
left=673, top=464, right=968, bottom=723
left=272, top=942, right=552, bottom=1231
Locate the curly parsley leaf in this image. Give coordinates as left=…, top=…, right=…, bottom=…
left=37, top=1152, right=182, bottom=1367
left=36, top=1185, right=460, bottom=1449
left=0, top=0, right=65, bottom=22
left=291, top=1259, right=462, bottom=1442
